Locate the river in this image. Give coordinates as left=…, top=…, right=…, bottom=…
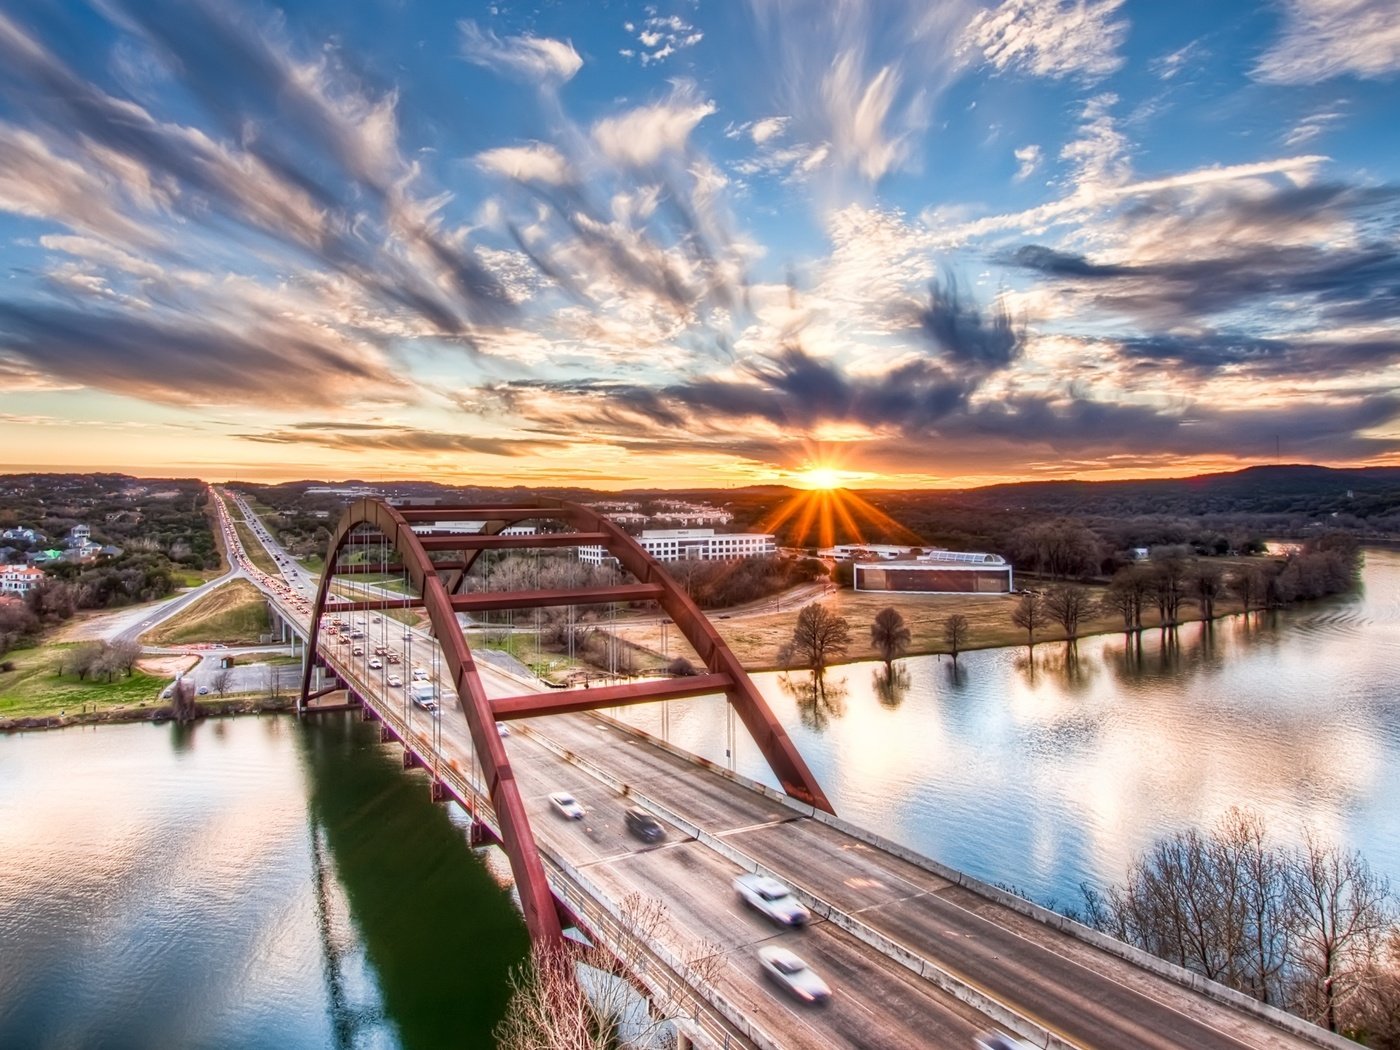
left=0, top=713, right=528, bottom=1049
left=619, top=548, right=1400, bottom=908
left=2, top=551, right=1397, bottom=1046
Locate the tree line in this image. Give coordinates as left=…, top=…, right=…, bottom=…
left=1012, top=535, right=1361, bottom=647
left=1080, top=808, right=1400, bottom=1044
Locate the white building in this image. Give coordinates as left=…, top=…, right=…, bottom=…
left=0, top=527, right=43, bottom=544
left=819, top=543, right=922, bottom=561
left=653, top=501, right=733, bottom=526
left=0, top=565, right=46, bottom=595
left=854, top=549, right=1013, bottom=594
left=579, top=528, right=775, bottom=566
left=410, top=521, right=537, bottom=537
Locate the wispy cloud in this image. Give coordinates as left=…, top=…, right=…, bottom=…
left=964, top=0, right=1128, bottom=81
left=1254, top=0, right=1400, bottom=84
left=459, top=21, right=583, bottom=83
left=591, top=84, right=717, bottom=167
left=1013, top=143, right=1043, bottom=182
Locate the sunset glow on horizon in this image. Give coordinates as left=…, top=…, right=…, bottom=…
left=1, top=2, right=1397, bottom=489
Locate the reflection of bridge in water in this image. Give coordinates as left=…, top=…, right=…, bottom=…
left=217, top=488, right=1348, bottom=1049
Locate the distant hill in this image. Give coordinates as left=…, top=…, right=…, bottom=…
left=915, top=465, right=1400, bottom=519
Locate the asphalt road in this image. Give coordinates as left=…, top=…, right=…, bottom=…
left=227, top=491, right=1329, bottom=1050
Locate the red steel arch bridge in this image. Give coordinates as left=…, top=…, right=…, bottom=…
left=297, top=496, right=830, bottom=947
left=223, top=489, right=1347, bottom=1050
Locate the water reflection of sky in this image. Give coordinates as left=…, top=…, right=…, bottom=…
left=619, top=550, right=1400, bottom=907
left=0, top=718, right=390, bottom=1049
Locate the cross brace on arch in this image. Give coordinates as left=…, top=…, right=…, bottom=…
left=299, top=497, right=832, bottom=945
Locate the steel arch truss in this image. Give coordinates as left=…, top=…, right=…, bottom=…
left=299, top=497, right=832, bottom=946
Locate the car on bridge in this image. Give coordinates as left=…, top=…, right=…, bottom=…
left=757, top=946, right=831, bottom=1004
left=368, top=658, right=382, bottom=669
left=734, top=873, right=810, bottom=926
left=624, top=807, right=665, bottom=844
left=975, top=1035, right=1036, bottom=1050
left=387, top=674, right=403, bottom=687
left=548, top=792, right=585, bottom=820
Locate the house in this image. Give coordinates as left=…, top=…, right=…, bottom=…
left=67, top=524, right=92, bottom=547
left=0, top=565, right=46, bottom=596
left=1130, top=547, right=1150, bottom=561
left=0, top=526, right=44, bottom=545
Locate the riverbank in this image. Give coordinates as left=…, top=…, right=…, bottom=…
left=0, top=694, right=296, bottom=734
left=613, top=584, right=1263, bottom=673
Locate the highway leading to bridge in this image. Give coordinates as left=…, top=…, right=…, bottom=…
left=215, top=487, right=1342, bottom=1050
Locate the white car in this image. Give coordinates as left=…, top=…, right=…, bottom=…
left=757, top=946, right=831, bottom=1004
left=548, top=792, right=585, bottom=820
left=368, top=658, right=383, bottom=669
left=975, top=1036, right=1036, bottom=1050
left=734, top=874, right=810, bottom=926
left=387, top=674, right=403, bottom=687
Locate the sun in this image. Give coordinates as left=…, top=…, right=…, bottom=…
left=797, top=466, right=845, bottom=490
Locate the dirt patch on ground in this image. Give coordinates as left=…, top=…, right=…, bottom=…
left=136, top=653, right=200, bottom=678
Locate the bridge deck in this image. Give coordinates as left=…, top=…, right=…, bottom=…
left=214, top=488, right=1341, bottom=1050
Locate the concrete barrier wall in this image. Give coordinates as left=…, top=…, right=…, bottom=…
left=546, top=851, right=778, bottom=1050
left=571, top=714, right=1355, bottom=1050
left=522, top=723, right=1069, bottom=1050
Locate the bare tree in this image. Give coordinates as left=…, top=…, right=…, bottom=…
left=779, top=603, right=850, bottom=674
left=1230, top=566, right=1265, bottom=614
left=1084, top=809, right=1399, bottom=1033
left=1103, top=568, right=1149, bottom=633
left=869, top=607, right=910, bottom=670
left=942, top=613, right=970, bottom=663
left=1010, top=592, right=1047, bottom=651
left=1286, top=832, right=1396, bottom=1032
left=1152, top=559, right=1192, bottom=627
left=110, top=640, right=141, bottom=677
left=1192, top=565, right=1224, bottom=622
left=210, top=667, right=233, bottom=698
left=1044, top=585, right=1092, bottom=642
left=171, top=678, right=199, bottom=723
left=69, top=641, right=102, bottom=681
left=496, top=892, right=724, bottom=1050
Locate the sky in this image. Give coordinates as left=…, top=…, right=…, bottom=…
left=1, top=0, right=1398, bottom=490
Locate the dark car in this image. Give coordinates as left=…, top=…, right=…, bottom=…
left=624, top=807, right=665, bottom=844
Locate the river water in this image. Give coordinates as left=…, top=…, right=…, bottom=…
left=621, top=548, right=1400, bottom=909
left=0, top=713, right=527, bottom=1049
left=2, top=551, right=1397, bottom=1046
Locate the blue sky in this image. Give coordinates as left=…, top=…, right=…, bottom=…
left=1, top=0, right=1398, bottom=488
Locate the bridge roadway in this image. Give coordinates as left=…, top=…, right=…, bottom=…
left=216, top=490, right=1331, bottom=1050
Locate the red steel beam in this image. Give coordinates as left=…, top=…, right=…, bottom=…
left=319, top=598, right=423, bottom=612
left=492, top=673, right=733, bottom=720
left=450, top=582, right=664, bottom=613
left=417, top=532, right=608, bottom=551
left=395, top=505, right=566, bottom=523
left=298, top=492, right=834, bottom=949
left=299, top=497, right=565, bottom=946
left=334, top=562, right=470, bottom=574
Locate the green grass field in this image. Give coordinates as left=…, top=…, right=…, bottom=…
left=145, top=579, right=270, bottom=645
left=233, top=519, right=279, bottom=575
left=0, top=642, right=167, bottom=718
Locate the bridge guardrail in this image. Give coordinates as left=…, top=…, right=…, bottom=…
left=544, top=854, right=772, bottom=1050
left=519, top=721, right=1069, bottom=1050
left=555, top=713, right=1359, bottom=1050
